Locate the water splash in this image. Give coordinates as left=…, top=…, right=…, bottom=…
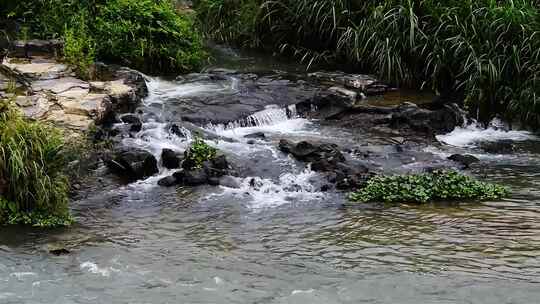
left=211, top=169, right=326, bottom=209
left=437, top=119, right=536, bottom=148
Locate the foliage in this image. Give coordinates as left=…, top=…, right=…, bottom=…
left=349, top=170, right=509, bottom=204
left=2, top=0, right=205, bottom=73
left=194, top=0, right=540, bottom=128
left=0, top=99, right=72, bottom=227
left=184, top=136, right=217, bottom=169
left=194, top=0, right=264, bottom=48
left=63, top=14, right=96, bottom=80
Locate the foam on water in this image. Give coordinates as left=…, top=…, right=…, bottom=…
left=437, top=119, right=536, bottom=148
left=80, top=262, right=118, bottom=277
left=212, top=169, right=326, bottom=209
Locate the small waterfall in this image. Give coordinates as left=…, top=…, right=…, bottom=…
left=207, top=104, right=298, bottom=131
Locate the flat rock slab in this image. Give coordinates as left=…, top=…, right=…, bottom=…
left=1, top=56, right=147, bottom=132
left=33, top=77, right=90, bottom=94
left=4, top=57, right=71, bottom=80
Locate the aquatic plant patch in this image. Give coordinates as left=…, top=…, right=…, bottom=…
left=183, top=137, right=218, bottom=169
left=349, top=170, right=509, bottom=204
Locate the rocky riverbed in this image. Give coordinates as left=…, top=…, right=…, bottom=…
left=2, top=43, right=540, bottom=303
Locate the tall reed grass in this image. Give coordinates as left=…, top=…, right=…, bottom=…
left=194, top=0, right=540, bottom=127
left=0, top=100, right=71, bottom=227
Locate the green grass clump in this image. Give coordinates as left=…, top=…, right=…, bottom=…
left=183, top=137, right=217, bottom=169
left=193, top=0, right=540, bottom=128
left=0, top=100, right=72, bottom=227
left=349, top=170, right=509, bottom=204
left=2, top=0, right=205, bottom=73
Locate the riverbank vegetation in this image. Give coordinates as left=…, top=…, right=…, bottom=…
left=194, top=0, right=540, bottom=128
left=1, top=0, right=205, bottom=74
left=0, top=100, right=72, bottom=227
left=349, top=170, right=508, bottom=204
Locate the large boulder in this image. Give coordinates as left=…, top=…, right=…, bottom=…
left=279, top=140, right=345, bottom=169
left=390, top=102, right=466, bottom=134
left=103, top=148, right=158, bottom=181
left=161, top=148, right=182, bottom=169
left=173, top=169, right=208, bottom=186
left=296, top=88, right=356, bottom=120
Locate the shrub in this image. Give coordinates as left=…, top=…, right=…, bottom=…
left=93, top=0, right=205, bottom=72
left=2, top=0, right=205, bottom=73
left=183, top=136, right=217, bottom=169
left=0, top=100, right=72, bottom=227
left=349, top=170, right=509, bottom=204
left=63, top=14, right=96, bottom=80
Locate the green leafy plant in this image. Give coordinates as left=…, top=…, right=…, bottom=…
left=183, top=136, right=217, bottom=169
left=0, top=99, right=72, bottom=227
left=349, top=170, right=509, bottom=204
left=63, top=14, right=96, bottom=80
left=2, top=0, right=205, bottom=73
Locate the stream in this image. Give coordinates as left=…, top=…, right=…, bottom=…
left=1, top=48, right=540, bottom=303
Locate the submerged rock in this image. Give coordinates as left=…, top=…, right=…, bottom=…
left=218, top=175, right=241, bottom=189
left=157, top=175, right=177, bottom=187
left=448, top=154, right=480, bottom=168
left=480, top=140, right=515, bottom=154
left=244, top=132, right=266, bottom=139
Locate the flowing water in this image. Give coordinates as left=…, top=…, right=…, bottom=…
left=1, top=55, right=540, bottom=303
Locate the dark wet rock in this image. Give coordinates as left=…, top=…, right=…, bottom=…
left=296, top=88, right=356, bottom=120
left=308, top=71, right=379, bottom=91
left=244, top=132, right=266, bottom=139
left=174, top=169, right=209, bottom=186
left=120, top=113, right=141, bottom=125
left=169, top=121, right=235, bottom=142
left=336, top=172, right=373, bottom=190
left=279, top=140, right=345, bottom=169
left=320, top=184, right=331, bottom=192
left=448, top=154, right=480, bottom=168
left=157, top=175, right=178, bottom=187
left=103, top=148, right=159, bottom=181
left=211, top=154, right=229, bottom=171
left=218, top=176, right=241, bottom=189
left=247, top=140, right=256, bottom=145
left=208, top=177, right=220, bottom=186
left=129, top=122, right=142, bottom=133
left=390, top=102, right=466, bottom=135
left=163, top=72, right=316, bottom=125
left=480, top=140, right=515, bottom=154
left=161, top=148, right=181, bottom=169
left=9, top=39, right=63, bottom=58
left=48, top=247, right=70, bottom=256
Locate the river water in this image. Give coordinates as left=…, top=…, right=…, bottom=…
left=1, top=51, right=540, bottom=303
